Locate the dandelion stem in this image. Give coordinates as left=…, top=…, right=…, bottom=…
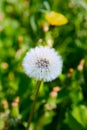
left=26, top=80, right=42, bottom=130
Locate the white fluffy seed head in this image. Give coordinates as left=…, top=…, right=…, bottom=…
left=22, top=46, right=63, bottom=82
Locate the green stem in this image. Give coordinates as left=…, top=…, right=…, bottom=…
left=26, top=81, right=42, bottom=130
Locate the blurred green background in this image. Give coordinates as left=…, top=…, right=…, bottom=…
left=0, top=0, right=87, bottom=130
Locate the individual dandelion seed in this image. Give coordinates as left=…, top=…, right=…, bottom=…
left=22, top=46, right=63, bottom=82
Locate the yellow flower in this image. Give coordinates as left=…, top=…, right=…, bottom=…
left=45, top=11, right=68, bottom=26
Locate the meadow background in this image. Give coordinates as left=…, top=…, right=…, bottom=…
left=0, top=0, right=87, bottom=130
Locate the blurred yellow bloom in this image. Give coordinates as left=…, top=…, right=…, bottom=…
left=45, top=11, right=68, bottom=26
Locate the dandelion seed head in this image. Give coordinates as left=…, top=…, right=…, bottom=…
left=22, top=46, right=63, bottom=82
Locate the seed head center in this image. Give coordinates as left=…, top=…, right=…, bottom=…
left=36, top=58, right=49, bottom=69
